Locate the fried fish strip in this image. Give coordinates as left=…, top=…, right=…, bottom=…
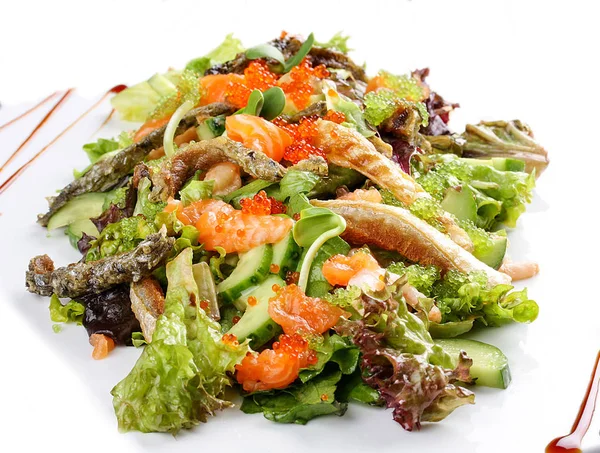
left=37, top=103, right=235, bottom=226
left=25, top=231, right=174, bottom=298
left=130, top=277, right=165, bottom=342
left=312, top=199, right=510, bottom=287
left=151, top=136, right=287, bottom=201
left=315, top=120, right=473, bottom=251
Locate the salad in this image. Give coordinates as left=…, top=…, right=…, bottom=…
left=25, top=32, right=549, bottom=433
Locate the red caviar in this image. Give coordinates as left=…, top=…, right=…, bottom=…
left=268, top=284, right=349, bottom=335
left=239, top=190, right=288, bottom=215
left=226, top=61, right=278, bottom=108
left=222, top=333, right=239, bottom=346
left=321, top=394, right=329, bottom=401
left=199, top=300, right=209, bottom=310
left=232, top=315, right=241, bottom=325
left=235, top=333, right=317, bottom=392
left=323, top=109, right=346, bottom=124
left=285, top=270, right=300, bottom=285
left=247, top=296, right=258, bottom=307
left=279, top=58, right=329, bottom=110
left=270, top=263, right=281, bottom=274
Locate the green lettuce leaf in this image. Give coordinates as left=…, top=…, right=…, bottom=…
left=185, top=34, right=245, bottom=75
left=315, top=32, right=352, bottom=53
left=180, top=180, right=214, bottom=206
left=299, top=334, right=360, bottom=383
left=133, top=177, right=167, bottom=221
left=240, top=368, right=348, bottom=425
left=323, top=81, right=374, bottom=137
left=277, top=170, right=320, bottom=201
left=112, top=248, right=250, bottom=433
left=49, top=294, right=84, bottom=325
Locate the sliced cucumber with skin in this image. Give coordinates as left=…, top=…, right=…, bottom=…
left=435, top=338, right=511, bottom=389
left=475, top=233, right=507, bottom=270
left=47, top=192, right=106, bottom=230
left=65, top=219, right=99, bottom=249
left=441, top=185, right=477, bottom=222
left=217, top=244, right=273, bottom=304
left=227, top=274, right=283, bottom=348
left=271, top=232, right=301, bottom=279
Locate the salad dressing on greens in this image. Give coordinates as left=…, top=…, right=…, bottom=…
left=546, top=351, right=600, bottom=453
left=19, top=32, right=551, bottom=436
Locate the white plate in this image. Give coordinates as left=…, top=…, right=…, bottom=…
left=1, top=9, right=600, bottom=451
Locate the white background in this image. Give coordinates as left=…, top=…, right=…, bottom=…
left=1, top=0, right=600, bottom=452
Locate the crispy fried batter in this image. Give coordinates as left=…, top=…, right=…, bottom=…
left=25, top=230, right=174, bottom=298
left=312, top=199, right=510, bottom=287
left=315, top=120, right=473, bottom=251
left=37, top=103, right=235, bottom=226
left=151, top=136, right=287, bottom=201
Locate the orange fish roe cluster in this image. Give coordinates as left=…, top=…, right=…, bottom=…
left=222, top=333, right=239, bottom=346
left=247, top=296, right=258, bottom=307
left=323, top=109, right=346, bottom=124
left=285, top=270, right=300, bottom=285
left=240, top=190, right=287, bottom=215
left=226, top=60, right=279, bottom=108
left=235, top=333, right=317, bottom=392
left=279, top=58, right=329, bottom=110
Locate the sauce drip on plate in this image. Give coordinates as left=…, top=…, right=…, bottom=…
left=546, top=351, right=600, bottom=452
left=0, top=85, right=127, bottom=196
left=0, top=91, right=59, bottom=132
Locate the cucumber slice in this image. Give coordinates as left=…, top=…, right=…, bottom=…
left=196, top=116, right=226, bottom=141
left=271, top=232, right=301, bottom=278
left=217, top=244, right=273, bottom=304
left=491, top=157, right=526, bottom=172
left=441, top=185, right=477, bottom=222
left=475, top=233, right=507, bottom=269
left=435, top=338, right=511, bottom=389
left=47, top=192, right=106, bottom=230
left=65, top=219, right=99, bottom=249
left=227, top=274, right=283, bottom=348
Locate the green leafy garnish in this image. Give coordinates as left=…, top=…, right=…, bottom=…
left=246, top=33, right=314, bottom=73
left=315, top=32, right=352, bottom=53
left=86, top=217, right=156, bottom=261
left=180, top=180, right=214, bottom=206
left=323, top=81, right=374, bottom=137
left=185, top=34, right=245, bottom=74
left=49, top=294, right=84, bottom=325
left=133, top=178, right=166, bottom=221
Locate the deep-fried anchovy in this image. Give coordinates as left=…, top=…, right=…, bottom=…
left=37, top=103, right=235, bottom=226
left=151, top=137, right=287, bottom=201
left=368, top=136, right=393, bottom=158
left=315, top=120, right=473, bottom=251
left=289, top=155, right=328, bottom=176
left=312, top=199, right=511, bottom=287
left=130, top=277, right=165, bottom=342
left=206, top=36, right=367, bottom=82
left=281, top=101, right=327, bottom=123
left=25, top=231, right=174, bottom=298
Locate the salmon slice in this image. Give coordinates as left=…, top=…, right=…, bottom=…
left=226, top=114, right=293, bottom=161
left=176, top=199, right=293, bottom=253
left=199, top=74, right=245, bottom=106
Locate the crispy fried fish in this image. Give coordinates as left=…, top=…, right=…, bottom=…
left=26, top=230, right=174, bottom=298
left=151, top=136, right=287, bottom=201
left=312, top=199, right=510, bottom=287
left=130, top=277, right=165, bottom=342
left=315, top=120, right=473, bottom=251
left=37, top=103, right=235, bottom=226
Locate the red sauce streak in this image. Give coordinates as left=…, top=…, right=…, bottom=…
left=0, top=85, right=125, bottom=196
left=0, top=92, right=59, bottom=132
left=546, top=351, right=600, bottom=453
left=0, top=89, right=74, bottom=173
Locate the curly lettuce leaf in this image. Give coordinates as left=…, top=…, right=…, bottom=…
left=240, top=368, right=347, bottom=425
left=432, top=270, right=539, bottom=326
left=49, top=294, right=84, bottom=325
left=133, top=177, right=167, bottom=221
left=315, top=32, right=352, bottom=53
left=185, top=34, right=245, bottom=75
left=180, top=180, right=214, bottom=207
left=112, top=248, right=250, bottom=433
left=349, top=295, right=474, bottom=430
left=417, top=154, right=535, bottom=229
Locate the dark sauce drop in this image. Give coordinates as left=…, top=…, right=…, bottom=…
left=546, top=351, right=600, bottom=452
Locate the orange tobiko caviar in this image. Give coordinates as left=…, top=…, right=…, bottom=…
left=226, top=60, right=279, bottom=108
left=323, top=109, right=346, bottom=124
left=272, top=116, right=327, bottom=164
left=279, top=58, right=329, bottom=110
left=221, top=333, right=239, bottom=346
left=240, top=190, right=287, bottom=215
